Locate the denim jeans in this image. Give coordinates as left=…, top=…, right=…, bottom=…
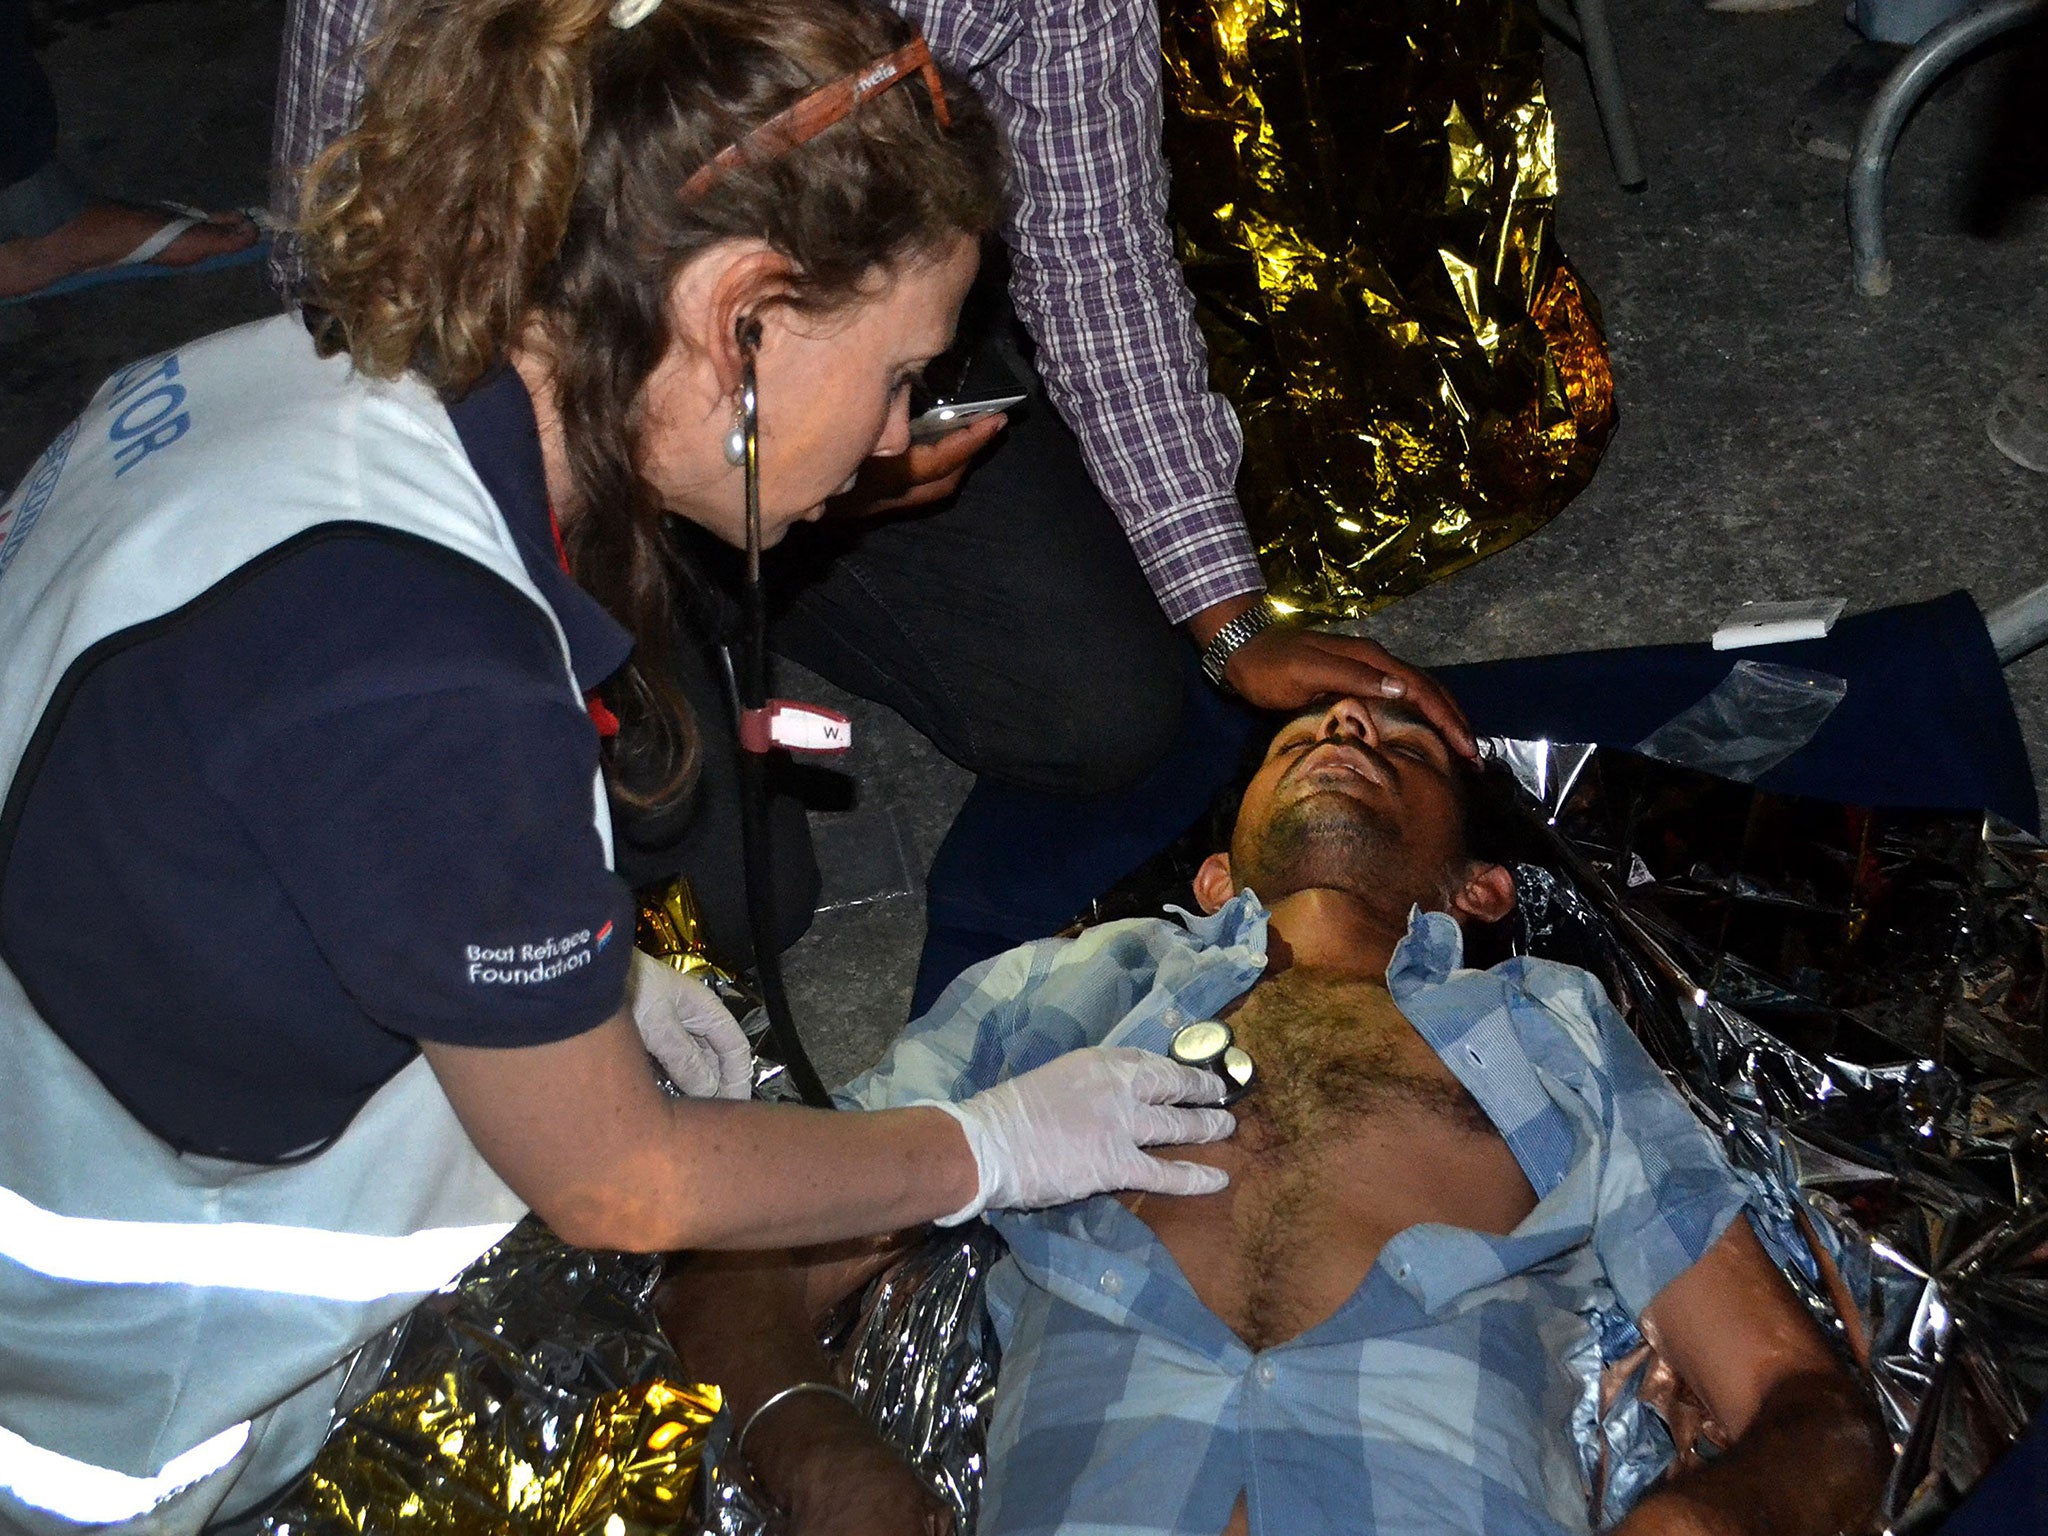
left=0, top=0, right=87, bottom=239
left=0, top=0, right=54, bottom=189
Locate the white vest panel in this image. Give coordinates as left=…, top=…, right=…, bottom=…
left=0, top=316, right=612, bottom=1533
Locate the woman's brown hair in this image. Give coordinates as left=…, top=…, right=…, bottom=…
left=297, top=0, right=1002, bottom=807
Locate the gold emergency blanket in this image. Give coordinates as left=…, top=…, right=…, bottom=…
left=1161, top=0, right=1615, bottom=615
left=265, top=1228, right=718, bottom=1536
left=636, top=877, right=733, bottom=990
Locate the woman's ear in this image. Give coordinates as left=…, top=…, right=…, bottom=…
left=1449, top=862, right=1517, bottom=926
left=673, top=240, right=795, bottom=396
left=1192, top=852, right=1237, bottom=915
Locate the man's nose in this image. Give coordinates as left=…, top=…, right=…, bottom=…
left=1319, top=695, right=1380, bottom=747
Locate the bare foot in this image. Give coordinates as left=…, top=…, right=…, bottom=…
left=0, top=203, right=260, bottom=301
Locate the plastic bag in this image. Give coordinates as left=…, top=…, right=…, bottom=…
left=1634, top=661, right=1847, bottom=783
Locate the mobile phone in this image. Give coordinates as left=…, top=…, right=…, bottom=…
left=908, top=337, right=1030, bottom=444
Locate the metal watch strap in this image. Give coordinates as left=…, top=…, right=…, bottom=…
left=1200, top=598, right=1279, bottom=689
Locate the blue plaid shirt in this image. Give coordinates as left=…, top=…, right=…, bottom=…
left=841, top=894, right=1749, bottom=1536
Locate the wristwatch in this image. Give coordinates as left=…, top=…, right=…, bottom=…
left=1200, top=598, right=1279, bottom=690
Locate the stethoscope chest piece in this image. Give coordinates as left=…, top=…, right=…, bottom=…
left=1169, top=1020, right=1257, bottom=1105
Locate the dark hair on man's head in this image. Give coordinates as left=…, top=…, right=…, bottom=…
left=1446, top=755, right=1537, bottom=874
left=1443, top=753, right=1550, bottom=965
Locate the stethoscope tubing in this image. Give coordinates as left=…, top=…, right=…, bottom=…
left=727, top=322, right=835, bottom=1110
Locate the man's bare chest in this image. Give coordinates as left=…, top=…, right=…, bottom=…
left=1122, top=970, right=1539, bottom=1351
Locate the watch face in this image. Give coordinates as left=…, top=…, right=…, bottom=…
left=1170, top=1020, right=1232, bottom=1068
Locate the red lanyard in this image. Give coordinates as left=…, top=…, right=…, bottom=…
left=546, top=508, right=621, bottom=739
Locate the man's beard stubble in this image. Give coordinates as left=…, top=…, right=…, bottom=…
left=1233, top=789, right=1404, bottom=907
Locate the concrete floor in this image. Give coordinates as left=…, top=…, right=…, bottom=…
left=4, top=0, right=2043, bottom=1085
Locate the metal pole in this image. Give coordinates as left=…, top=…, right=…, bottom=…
left=1569, top=0, right=1647, bottom=191
left=1848, top=0, right=2047, bottom=297
left=1987, top=580, right=2048, bottom=665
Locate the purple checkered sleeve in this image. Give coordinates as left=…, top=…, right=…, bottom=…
left=266, top=0, right=381, bottom=299
left=266, top=0, right=1266, bottom=622
left=903, top=0, right=1263, bottom=623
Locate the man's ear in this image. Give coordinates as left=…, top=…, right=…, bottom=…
left=1192, top=852, right=1236, bottom=915
left=1448, top=862, right=1516, bottom=926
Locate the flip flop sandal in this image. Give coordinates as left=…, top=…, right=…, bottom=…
left=0, top=202, right=273, bottom=309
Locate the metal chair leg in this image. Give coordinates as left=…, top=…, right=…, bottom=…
left=1987, top=580, right=2048, bottom=665
left=1848, top=0, right=2048, bottom=297
left=1570, top=0, right=1648, bottom=190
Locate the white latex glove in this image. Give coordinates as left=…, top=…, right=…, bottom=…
left=627, top=949, right=756, bottom=1099
left=922, top=1047, right=1236, bottom=1225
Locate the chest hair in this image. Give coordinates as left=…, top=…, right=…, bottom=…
left=1223, top=969, right=1497, bottom=1348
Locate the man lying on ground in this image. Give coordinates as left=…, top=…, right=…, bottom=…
left=661, top=695, right=1890, bottom=1536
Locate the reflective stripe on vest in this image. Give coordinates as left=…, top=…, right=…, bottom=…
left=0, top=1184, right=517, bottom=1302
left=0, top=1419, right=249, bottom=1524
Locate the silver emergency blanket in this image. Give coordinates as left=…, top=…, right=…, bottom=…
left=272, top=746, right=2045, bottom=1533
left=1498, top=741, right=2048, bottom=1531
left=700, top=1227, right=1006, bottom=1534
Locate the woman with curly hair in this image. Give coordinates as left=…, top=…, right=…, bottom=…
left=0, top=2, right=1235, bottom=1529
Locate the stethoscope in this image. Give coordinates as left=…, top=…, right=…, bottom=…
left=1167, top=1020, right=1257, bottom=1105
left=719, top=318, right=847, bottom=1109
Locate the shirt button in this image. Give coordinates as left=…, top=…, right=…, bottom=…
left=1162, top=1008, right=1183, bottom=1027
left=1255, top=1360, right=1276, bottom=1386
left=1100, top=1270, right=1123, bottom=1296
